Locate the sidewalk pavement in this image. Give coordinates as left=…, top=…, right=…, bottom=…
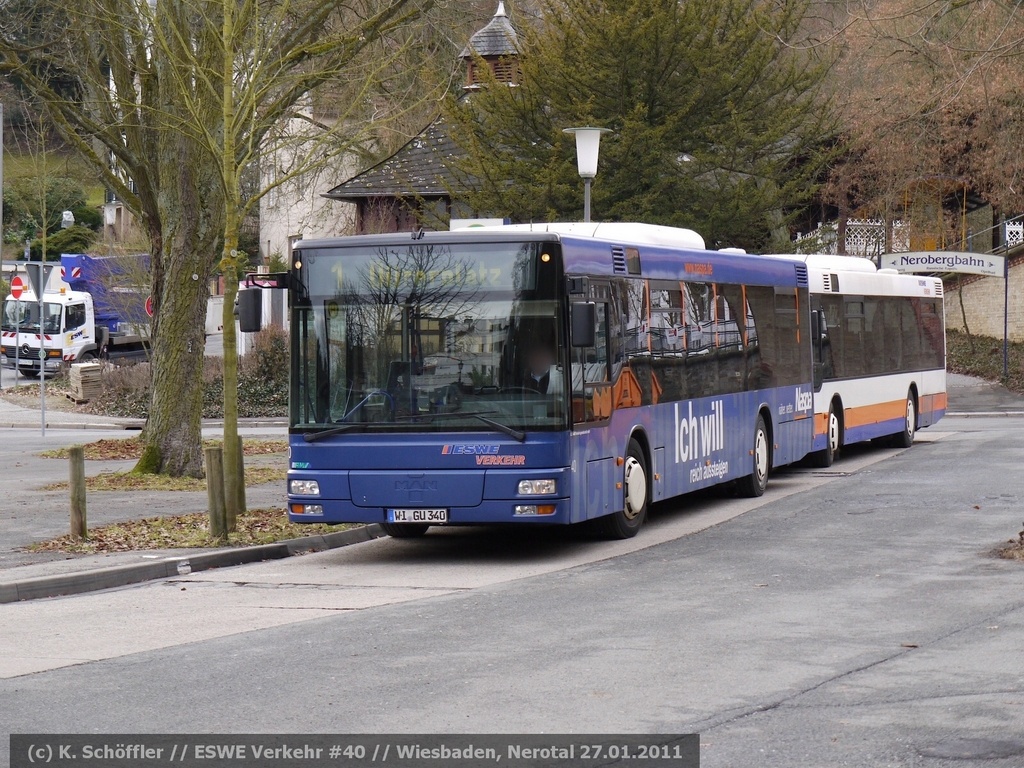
left=0, top=373, right=1021, bottom=603
left=945, top=372, right=1024, bottom=415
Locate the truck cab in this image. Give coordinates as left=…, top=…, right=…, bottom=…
left=1, top=289, right=99, bottom=376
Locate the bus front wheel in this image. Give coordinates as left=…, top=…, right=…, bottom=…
left=595, top=438, right=648, bottom=540
left=737, top=414, right=770, bottom=497
left=380, top=522, right=430, bottom=538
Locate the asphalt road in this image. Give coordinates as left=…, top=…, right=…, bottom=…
left=1, top=416, right=1022, bottom=767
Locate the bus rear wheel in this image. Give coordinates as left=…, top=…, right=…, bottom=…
left=737, top=413, right=770, bottom=497
left=892, top=392, right=916, bottom=448
left=810, top=404, right=840, bottom=468
left=380, top=522, right=430, bottom=538
left=595, top=438, right=648, bottom=540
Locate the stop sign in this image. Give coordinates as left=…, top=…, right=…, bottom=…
left=9, top=276, right=24, bottom=299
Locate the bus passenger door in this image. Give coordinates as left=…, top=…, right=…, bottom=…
left=811, top=307, right=834, bottom=389
left=570, top=299, right=615, bottom=519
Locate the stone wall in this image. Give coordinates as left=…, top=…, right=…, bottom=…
left=944, top=254, right=1024, bottom=340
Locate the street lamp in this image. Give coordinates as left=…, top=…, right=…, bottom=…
left=563, top=126, right=610, bottom=223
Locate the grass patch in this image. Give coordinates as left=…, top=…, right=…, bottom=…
left=999, top=544, right=1024, bottom=562
left=39, top=437, right=288, bottom=461
left=43, top=465, right=285, bottom=492
left=27, top=508, right=353, bottom=553
left=997, top=523, right=1024, bottom=563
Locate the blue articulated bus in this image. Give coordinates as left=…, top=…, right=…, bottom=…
left=278, top=222, right=815, bottom=539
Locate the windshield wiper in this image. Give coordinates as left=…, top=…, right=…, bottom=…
left=302, top=422, right=367, bottom=442
left=396, top=411, right=526, bottom=442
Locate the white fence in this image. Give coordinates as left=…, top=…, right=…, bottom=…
left=1007, top=221, right=1023, bottom=249
left=795, top=218, right=1024, bottom=257
left=793, top=219, right=909, bottom=258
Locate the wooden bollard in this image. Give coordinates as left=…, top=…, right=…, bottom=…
left=205, top=446, right=227, bottom=544
left=69, top=445, right=87, bottom=539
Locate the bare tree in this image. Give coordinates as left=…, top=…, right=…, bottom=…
left=0, top=0, right=435, bottom=479
left=146, top=0, right=438, bottom=519
left=820, top=0, right=1024, bottom=223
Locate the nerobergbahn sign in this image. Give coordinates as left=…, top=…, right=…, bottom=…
left=882, top=250, right=1006, bottom=277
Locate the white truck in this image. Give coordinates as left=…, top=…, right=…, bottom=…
left=1, top=253, right=150, bottom=377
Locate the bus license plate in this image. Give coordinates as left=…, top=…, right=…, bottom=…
left=387, top=508, right=448, bottom=524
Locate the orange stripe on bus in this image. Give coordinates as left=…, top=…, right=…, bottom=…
left=920, top=392, right=948, bottom=412
left=843, top=400, right=909, bottom=429
left=813, top=392, right=947, bottom=437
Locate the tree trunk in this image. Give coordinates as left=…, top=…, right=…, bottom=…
left=135, top=129, right=223, bottom=478
left=220, top=0, right=245, bottom=527
left=221, top=232, right=244, bottom=528
left=958, top=275, right=974, bottom=353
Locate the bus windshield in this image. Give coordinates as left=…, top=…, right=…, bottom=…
left=291, top=240, right=567, bottom=435
left=2, top=298, right=63, bottom=334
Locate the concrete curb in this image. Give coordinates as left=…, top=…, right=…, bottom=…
left=946, top=410, right=1024, bottom=417
left=0, top=421, right=143, bottom=430
left=0, top=524, right=385, bottom=604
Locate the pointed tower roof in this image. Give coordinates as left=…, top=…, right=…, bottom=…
left=460, top=2, right=519, bottom=59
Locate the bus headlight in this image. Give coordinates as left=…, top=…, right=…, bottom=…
left=289, top=479, right=320, bottom=496
left=517, top=479, right=556, bottom=495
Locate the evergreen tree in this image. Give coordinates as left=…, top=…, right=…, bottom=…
left=447, top=0, right=835, bottom=250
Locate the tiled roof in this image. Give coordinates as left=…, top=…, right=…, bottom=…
left=460, top=1, right=519, bottom=59
left=323, top=118, right=463, bottom=199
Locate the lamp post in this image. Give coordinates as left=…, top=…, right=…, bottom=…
left=563, top=126, right=610, bottom=223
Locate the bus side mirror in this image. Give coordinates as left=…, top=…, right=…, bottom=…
left=571, top=302, right=596, bottom=347
left=237, top=288, right=262, bottom=333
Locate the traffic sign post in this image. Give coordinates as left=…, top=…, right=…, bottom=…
left=23, top=262, right=52, bottom=299
left=23, top=262, right=53, bottom=438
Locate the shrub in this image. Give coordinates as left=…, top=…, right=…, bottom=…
left=240, top=326, right=289, bottom=385
left=85, top=361, right=153, bottom=419
left=30, top=225, right=97, bottom=261
left=82, top=328, right=290, bottom=420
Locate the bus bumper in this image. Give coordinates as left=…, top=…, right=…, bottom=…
left=286, top=497, right=574, bottom=526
